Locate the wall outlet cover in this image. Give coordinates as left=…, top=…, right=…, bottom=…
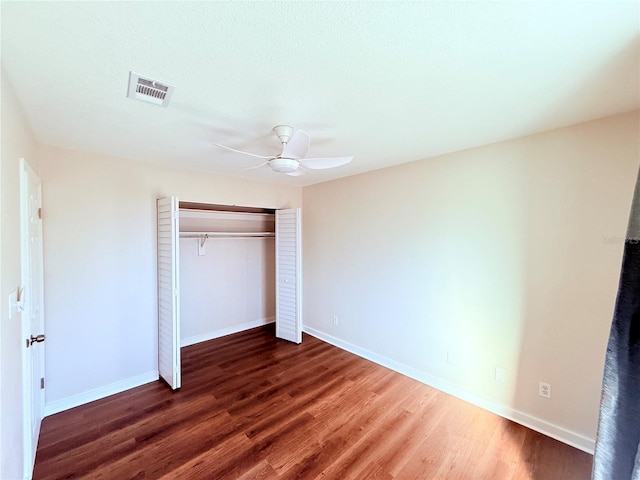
left=539, top=381, right=551, bottom=399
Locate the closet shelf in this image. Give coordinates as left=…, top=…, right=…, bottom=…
left=180, top=231, right=275, bottom=238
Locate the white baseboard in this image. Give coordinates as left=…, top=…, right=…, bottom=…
left=44, top=370, right=159, bottom=417
left=181, top=317, right=275, bottom=347
left=303, top=326, right=595, bottom=454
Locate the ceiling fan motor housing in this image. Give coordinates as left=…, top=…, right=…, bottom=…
left=270, top=158, right=299, bottom=173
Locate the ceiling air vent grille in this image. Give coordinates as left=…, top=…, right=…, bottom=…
left=127, top=72, right=175, bottom=107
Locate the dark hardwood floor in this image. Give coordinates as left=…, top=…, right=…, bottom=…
left=34, top=325, right=593, bottom=479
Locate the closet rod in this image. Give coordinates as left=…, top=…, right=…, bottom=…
left=179, top=231, right=275, bottom=238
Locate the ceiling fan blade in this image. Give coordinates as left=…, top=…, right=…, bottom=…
left=281, top=130, right=310, bottom=159
left=242, top=161, right=270, bottom=171
left=299, top=156, right=353, bottom=170
left=214, top=143, right=273, bottom=159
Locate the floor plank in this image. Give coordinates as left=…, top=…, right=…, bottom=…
left=33, top=325, right=593, bottom=479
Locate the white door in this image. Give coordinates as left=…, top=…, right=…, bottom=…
left=275, top=208, right=302, bottom=343
left=157, top=197, right=181, bottom=389
left=20, top=159, right=45, bottom=475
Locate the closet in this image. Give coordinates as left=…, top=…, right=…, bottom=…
left=157, top=197, right=302, bottom=390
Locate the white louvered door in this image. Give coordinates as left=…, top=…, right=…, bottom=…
left=157, top=197, right=181, bottom=389
left=276, top=208, right=302, bottom=343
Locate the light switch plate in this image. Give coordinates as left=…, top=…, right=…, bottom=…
left=8, top=290, right=17, bottom=319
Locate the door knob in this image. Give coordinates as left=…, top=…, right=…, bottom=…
left=29, top=334, right=45, bottom=346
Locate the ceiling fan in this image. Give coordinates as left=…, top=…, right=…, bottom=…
left=215, top=125, right=352, bottom=176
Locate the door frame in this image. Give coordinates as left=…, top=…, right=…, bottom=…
left=20, top=158, right=45, bottom=477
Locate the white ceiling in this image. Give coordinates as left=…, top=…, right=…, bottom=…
left=2, top=1, right=638, bottom=186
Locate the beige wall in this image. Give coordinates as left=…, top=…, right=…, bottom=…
left=180, top=236, right=276, bottom=345
left=39, top=146, right=301, bottom=410
left=302, top=111, right=640, bottom=450
left=1, top=69, right=40, bottom=479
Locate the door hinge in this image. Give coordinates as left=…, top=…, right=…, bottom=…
left=40, top=377, right=45, bottom=389
left=38, top=207, right=42, bottom=219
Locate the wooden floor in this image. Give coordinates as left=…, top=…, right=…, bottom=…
left=34, top=325, right=592, bottom=479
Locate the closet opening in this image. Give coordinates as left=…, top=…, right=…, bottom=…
left=157, top=197, right=302, bottom=390
left=178, top=202, right=277, bottom=350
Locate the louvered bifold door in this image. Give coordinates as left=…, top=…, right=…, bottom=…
left=276, top=208, right=302, bottom=343
left=157, top=197, right=181, bottom=389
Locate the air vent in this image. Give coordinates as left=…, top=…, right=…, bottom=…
left=127, top=71, right=175, bottom=107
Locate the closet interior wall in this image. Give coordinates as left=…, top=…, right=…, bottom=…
left=178, top=204, right=276, bottom=347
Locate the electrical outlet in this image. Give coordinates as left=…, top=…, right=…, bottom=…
left=539, top=381, right=551, bottom=399
left=333, top=315, right=338, bottom=325
left=495, top=367, right=506, bottom=383
left=447, top=351, right=456, bottom=365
